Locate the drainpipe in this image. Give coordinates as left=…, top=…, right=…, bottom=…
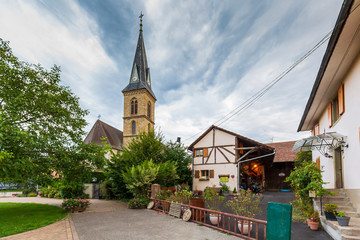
left=237, top=150, right=276, bottom=190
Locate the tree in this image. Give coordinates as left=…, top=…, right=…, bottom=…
left=0, top=39, right=106, bottom=185
left=163, top=141, right=192, bottom=185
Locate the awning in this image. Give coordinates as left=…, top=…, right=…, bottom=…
left=293, top=132, right=347, bottom=157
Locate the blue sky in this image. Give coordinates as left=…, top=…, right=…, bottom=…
left=0, top=0, right=343, bottom=145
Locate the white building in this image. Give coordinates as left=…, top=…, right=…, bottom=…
left=188, top=125, right=275, bottom=193
left=297, top=0, right=360, bottom=210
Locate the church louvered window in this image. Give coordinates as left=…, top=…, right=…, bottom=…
left=147, top=102, right=151, bottom=118
left=131, top=98, right=138, bottom=115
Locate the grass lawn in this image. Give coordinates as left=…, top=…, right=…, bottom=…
left=0, top=189, right=24, bottom=192
left=0, top=203, right=67, bottom=238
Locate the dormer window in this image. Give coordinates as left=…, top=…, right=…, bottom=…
left=131, top=99, right=138, bottom=115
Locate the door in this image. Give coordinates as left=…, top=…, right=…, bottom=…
left=334, top=148, right=343, bottom=188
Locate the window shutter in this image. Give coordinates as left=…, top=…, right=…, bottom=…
left=338, top=84, right=344, bottom=115
left=193, top=151, right=196, bottom=158
left=328, top=103, right=332, bottom=127
left=239, top=142, right=244, bottom=154
left=316, top=157, right=320, bottom=169
left=210, top=170, right=214, bottom=178
left=203, top=148, right=208, bottom=157
left=195, top=170, right=199, bottom=178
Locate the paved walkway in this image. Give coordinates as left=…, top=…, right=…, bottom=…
left=0, top=197, right=238, bottom=240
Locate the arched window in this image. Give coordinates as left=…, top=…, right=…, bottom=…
left=132, top=121, right=136, bottom=135
left=131, top=98, right=138, bottom=115
left=147, top=102, right=151, bottom=118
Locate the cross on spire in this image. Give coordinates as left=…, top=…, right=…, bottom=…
left=139, top=12, right=144, bottom=31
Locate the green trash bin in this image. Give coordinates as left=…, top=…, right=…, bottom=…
left=266, top=202, right=292, bottom=240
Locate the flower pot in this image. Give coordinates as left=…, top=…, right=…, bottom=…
left=308, top=221, right=319, bottom=230
left=238, top=220, right=252, bottom=234
left=307, top=218, right=311, bottom=227
left=209, top=213, right=221, bottom=225
left=336, top=216, right=351, bottom=226
left=324, top=211, right=337, bottom=221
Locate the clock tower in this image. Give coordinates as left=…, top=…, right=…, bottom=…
left=122, top=15, right=156, bottom=147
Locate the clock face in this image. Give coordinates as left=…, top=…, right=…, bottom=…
left=131, top=76, right=138, bottom=83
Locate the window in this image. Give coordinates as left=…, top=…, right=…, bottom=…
left=328, top=84, right=344, bottom=127
left=200, top=170, right=209, bottom=180
left=195, top=149, right=203, bottom=157
left=132, top=121, right=136, bottom=135
left=313, top=123, right=319, bottom=136
left=131, top=99, right=138, bottom=115
left=147, top=102, right=151, bottom=118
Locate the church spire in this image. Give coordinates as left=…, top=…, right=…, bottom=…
left=122, top=12, right=156, bottom=100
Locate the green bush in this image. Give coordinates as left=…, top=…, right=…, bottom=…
left=16, top=194, right=27, bottom=197
left=22, top=187, right=36, bottom=195
left=60, top=184, right=87, bottom=199
left=128, top=197, right=149, bottom=209
left=27, top=192, right=37, bottom=197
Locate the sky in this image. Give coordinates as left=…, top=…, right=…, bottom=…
left=0, top=0, right=344, bottom=146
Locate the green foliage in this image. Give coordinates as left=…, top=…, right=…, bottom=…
left=156, top=161, right=179, bottom=187
left=0, top=39, right=107, bottom=185
left=27, top=193, right=37, bottom=197
left=105, top=131, right=191, bottom=199
left=127, top=197, right=150, bottom=209
left=22, top=187, right=36, bottom=195
left=294, top=151, right=313, bottom=167
left=325, top=203, right=338, bottom=213
left=59, top=183, right=87, bottom=199
left=225, top=189, right=261, bottom=218
left=220, top=182, right=230, bottom=193
left=285, top=154, right=331, bottom=206
left=16, top=194, right=27, bottom=197
left=62, top=198, right=91, bottom=212
left=337, top=211, right=347, bottom=217
left=233, top=187, right=237, bottom=194
left=122, top=160, right=159, bottom=198
left=122, top=131, right=165, bottom=165
left=203, top=185, right=225, bottom=211
left=173, top=188, right=193, bottom=204
left=311, top=211, right=320, bottom=222
left=155, top=190, right=173, bottom=200
left=163, top=141, right=192, bottom=186
left=0, top=203, right=66, bottom=238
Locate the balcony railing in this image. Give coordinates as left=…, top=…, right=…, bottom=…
left=150, top=198, right=267, bottom=240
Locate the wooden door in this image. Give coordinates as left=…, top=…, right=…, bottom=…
left=334, top=148, right=343, bottom=188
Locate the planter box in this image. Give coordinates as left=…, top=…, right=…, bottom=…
left=336, top=216, right=351, bottom=226
left=324, top=211, right=337, bottom=221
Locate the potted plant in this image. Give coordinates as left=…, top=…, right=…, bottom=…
left=308, top=211, right=320, bottom=230
left=324, top=203, right=338, bottom=221
left=336, top=211, right=351, bottom=226
left=62, top=198, right=91, bottom=213
left=220, top=182, right=230, bottom=196
left=225, top=189, right=261, bottom=234
left=203, top=185, right=225, bottom=225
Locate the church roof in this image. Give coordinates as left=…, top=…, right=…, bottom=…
left=122, top=24, right=156, bottom=100
left=84, top=120, right=123, bottom=151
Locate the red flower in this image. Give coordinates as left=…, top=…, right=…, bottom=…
left=59, top=187, right=61, bottom=189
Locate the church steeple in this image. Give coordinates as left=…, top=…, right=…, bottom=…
left=122, top=13, right=156, bottom=148
left=122, top=13, right=156, bottom=99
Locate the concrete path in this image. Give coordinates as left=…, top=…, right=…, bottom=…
left=0, top=198, right=238, bottom=240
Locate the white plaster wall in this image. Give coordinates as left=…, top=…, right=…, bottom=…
left=315, top=54, right=360, bottom=189
left=193, top=164, right=238, bottom=191
left=192, top=128, right=237, bottom=191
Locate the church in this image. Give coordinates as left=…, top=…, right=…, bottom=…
left=84, top=16, right=156, bottom=150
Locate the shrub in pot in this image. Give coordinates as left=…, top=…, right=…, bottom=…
left=336, top=211, right=351, bottom=226
left=308, top=211, right=320, bottom=230
left=324, top=203, right=337, bottom=221
left=203, top=185, right=225, bottom=225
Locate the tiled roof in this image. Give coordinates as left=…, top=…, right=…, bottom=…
left=84, top=120, right=123, bottom=150
left=266, top=141, right=298, bottom=162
